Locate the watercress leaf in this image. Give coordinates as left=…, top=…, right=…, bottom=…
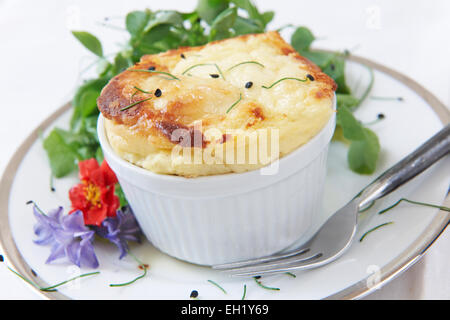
left=196, top=0, right=230, bottom=25
left=71, top=31, right=103, bottom=57
left=60, top=118, right=99, bottom=161
left=332, top=125, right=350, bottom=144
left=321, top=56, right=351, bottom=94
left=233, top=16, right=264, bottom=35
left=260, top=11, right=275, bottom=27
left=230, top=0, right=262, bottom=25
left=336, top=104, right=366, bottom=140
left=78, top=90, right=99, bottom=118
left=95, top=147, right=104, bottom=164
left=113, top=52, right=133, bottom=74
left=97, top=59, right=114, bottom=78
left=71, top=78, right=109, bottom=130
left=52, top=128, right=83, bottom=147
left=336, top=93, right=360, bottom=110
left=126, top=10, right=151, bottom=37
left=210, top=7, right=237, bottom=40
left=81, top=115, right=100, bottom=141
left=181, top=11, right=199, bottom=22
left=291, top=26, right=315, bottom=52
left=348, top=128, right=380, bottom=174
left=299, top=50, right=335, bottom=70
left=115, top=183, right=129, bottom=208
left=141, top=24, right=172, bottom=46
left=43, top=129, right=78, bottom=178
left=158, top=32, right=184, bottom=51
left=180, top=18, right=208, bottom=46
left=145, top=10, right=184, bottom=31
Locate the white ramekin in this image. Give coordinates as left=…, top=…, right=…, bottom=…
left=98, top=99, right=336, bottom=265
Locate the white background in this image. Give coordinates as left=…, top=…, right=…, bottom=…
left=0, top=0, right=448, bottom=299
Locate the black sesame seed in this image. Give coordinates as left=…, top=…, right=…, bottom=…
left=245, top=81, right=253, bottom=89
left=0, top=254, right=3, bottom=262
left=181, top=53, right=186, bottom=59
left=306, top=74, right=315, bottom=81
left=148, top=66, right=156, bottom=71
left=210, top=74, right=220, bottom=78
left=254, top=275, right=261, bottom=279
left=397, top=97, right=404, bottom=101
left=31, top=269, right=37, bottom=277
left=190, top=290, right=198, bottom=298
left=154, top=88, right=162, bottom=97
left=377, top=113, right=385, bottom=119
left=26, top=200, right=33, bottom=205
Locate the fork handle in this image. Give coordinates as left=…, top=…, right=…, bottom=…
left=357, top=123, right=450, bottom=210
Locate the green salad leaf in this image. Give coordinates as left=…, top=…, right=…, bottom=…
left=71, top=31, right=104, bottom=57
left=348, top=128, right=380, bottom=174
left=126, top=10, right=151, bottom=38
left=291, top=26, right=315, bottom=52
left=196, top=0, right=229, bottom=24
left=210, top=7, right=238, bottom=40
left=43, top=129, right=79, bottom=178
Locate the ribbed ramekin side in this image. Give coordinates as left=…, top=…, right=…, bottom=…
left=115, top=147, right=330, bottom=265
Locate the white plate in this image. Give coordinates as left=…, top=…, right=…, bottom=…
left=0, top=55, right=448, bottom=300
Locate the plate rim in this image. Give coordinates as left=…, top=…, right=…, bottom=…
left=0, top=54, right=448, bottom=300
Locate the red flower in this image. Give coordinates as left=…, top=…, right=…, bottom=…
left=69, top=159, right=120, bottom=226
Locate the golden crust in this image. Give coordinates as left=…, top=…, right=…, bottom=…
left=98, top=31, right=336, bottom=177
left=98, top=32, right=335, bottom=145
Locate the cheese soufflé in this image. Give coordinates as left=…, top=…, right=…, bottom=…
left=97, top=31, right=336, bottom=177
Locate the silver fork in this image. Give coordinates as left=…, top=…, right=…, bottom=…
left=213, top=124, right=450, bottom=277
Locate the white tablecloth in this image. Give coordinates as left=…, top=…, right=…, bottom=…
left=0, top=0, right=448, bottom=299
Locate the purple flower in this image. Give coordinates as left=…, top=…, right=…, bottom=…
left=33, top=206, right=99, bottom=269
left=93, top=206, right=141, bottom=259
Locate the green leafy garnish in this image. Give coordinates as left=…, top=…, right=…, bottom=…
left=43, top=129, right=79, bottom=178
left=126, top=10, right=151, bottom=38
left=291, top=26, right=315, bottom=52
left=70, top=78, right=109, bottom=130
left=347, top=128, right=380, bottom=174
left=71, top=31, right=103, bottom=57
left=196, top=0, right=229, bottom=24
left=210, top=7, right=238, bottom=40
left=115, top=183, right=129, bottom=208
